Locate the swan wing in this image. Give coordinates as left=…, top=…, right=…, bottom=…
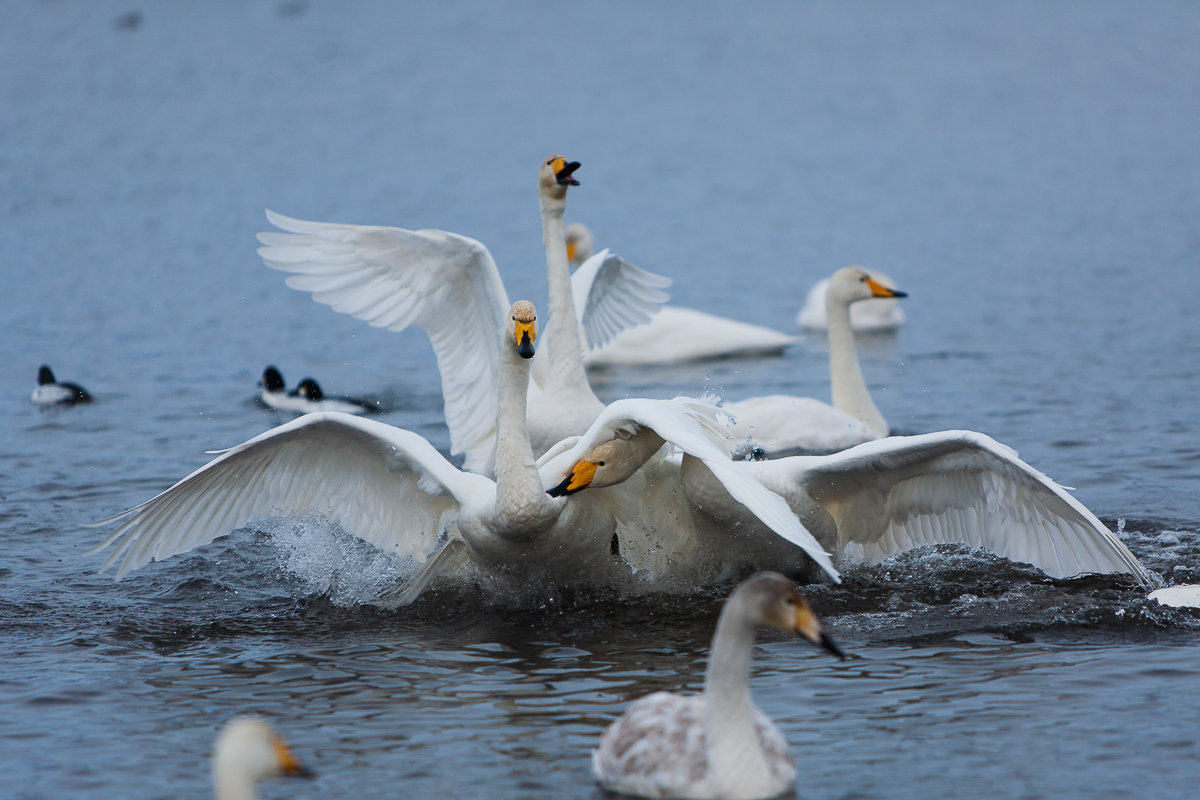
left=542, top=396, right=840, bottom=582
left=570, top=248, right=672, bottom=350
left=257, top=210, right=510, bottom=474
left=784, top=430, right=1151, bottom=585
left=89, top=412, right=493, bottom=579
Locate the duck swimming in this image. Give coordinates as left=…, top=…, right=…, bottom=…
left=31, top=365, right=91, bottom=405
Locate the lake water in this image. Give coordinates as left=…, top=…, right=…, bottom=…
left=3, top=1, right=1199, bottom=798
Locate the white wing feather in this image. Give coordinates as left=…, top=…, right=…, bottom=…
left=257, top=210, right=510, bottom=474
left=779, top=430, right=1151, bottom=584
left=88, top=412, right=492, bottom=578
left=569, top=249, right=671, bottom=351
left=540, top=396, right=840, bottom=581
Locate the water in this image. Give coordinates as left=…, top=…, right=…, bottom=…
left=3, top=1, right=1200, bottom=797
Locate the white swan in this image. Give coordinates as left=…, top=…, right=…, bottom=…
left=90, top=301, right=832, bottom=601
left=213, top=716, right=312, bottom=800
left=565, top=223, right=799, bottom=366
left=257, top=156, right=669, bottom=474
left=678, top=431, right=1153, bottom=585
left=592, top=572, right=843, bottom=800
left=1149, top=585, right=1200, bottom=608
left=723, top=266, right=907, bottom=454
left=796, top=268, right=906, bottom=331
left=557, top=428, right=1151, bottom=585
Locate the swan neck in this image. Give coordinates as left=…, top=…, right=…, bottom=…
left=826, top=293, right=887, bottom=436
left=702, top=594, right=763, bottom=769
left=494, top=338, right=542, bottom=512
left=213, top=768, right=256, bottom=800
left=540, top=197, right=591, bottom=393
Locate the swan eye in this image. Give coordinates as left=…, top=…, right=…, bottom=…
left=598, top=461, right=606, bottom=466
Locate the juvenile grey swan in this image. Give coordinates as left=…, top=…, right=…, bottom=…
left=592, top=572, right=844, bottom=800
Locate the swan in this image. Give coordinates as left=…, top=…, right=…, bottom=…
left=258, top=366, right=378, bottom=414
left=213, top=716, right=313, bottom=800
left=795, top=268, right=906, bottom=331
left=90, top=301, right=830, bottom=602
left=565, top=222, right=799, bottom=366
left=592, top=572, right=844, bottom=800
left=1149, top=585, right=1200, bottom=608
left=556, top=430, right=1153, bottom=586
left=31, top=365, right=91, bottom=405
left=257, top=156, right=669, bottom=474
left=722, top=266, right=907, bottom=454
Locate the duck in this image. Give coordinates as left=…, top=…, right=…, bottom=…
left=722, top=266, right=907, bottom=454
left=91, top=301, right=826, bottom=603
left=31, top=365, right=91, bottom=405
left=565, top=222, right=799, bottom=366
left=555, top=429, right=1153, bottom=586
left=213, top=716, right=312, bottom=800
left=258, top=156, right=670, bottom=475
left=592, top=572, right=844, bottom=800
left=795, top=268, right=906, bottom=332
left=258, top=366, right=378, bottom=414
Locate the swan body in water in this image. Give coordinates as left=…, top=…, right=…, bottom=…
left=213, top=716, right=312, bottom=800
left=90, top=301, right=833, bottom=601
left=592, top=572, right=844, bottom=800
left=723, top=266, right=906, bottom=454
left=795, top=270, right=906, bottom=331
left=565, top=223, right=798, bottom=366
left=559, top=430, right=1153, bottom=586
left=257, top=156, right=669, bottom=474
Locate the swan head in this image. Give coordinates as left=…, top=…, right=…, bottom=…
left=509, top=300, right=538, bottom=360
left=546, top=439, right=628, bottom=496
left=259, top=366, right=285, bottom=392
left=539, top=154, right=581, bottom=203
left=212, top=716, right=314, bottom=793
left=734, top=572, right=845, bottom=659
left=295, top=378, right=324, bottom=401
left=565, top=222, right=593, bottom=267
left=826, top=266, right=907, bottom=306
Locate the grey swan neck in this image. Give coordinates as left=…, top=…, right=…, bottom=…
left=493, top=337, right=545, bottom=519
left=826, top=292, right=888, bottom=437
left=702, top=592, right=770, bottom=779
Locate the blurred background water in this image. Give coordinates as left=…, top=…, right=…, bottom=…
left=2, top=1, right=1199, bottom=798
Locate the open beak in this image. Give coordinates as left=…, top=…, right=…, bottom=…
left=865, top=276, right=907, bottom=299
left=554, top=159, right=581, bottom=186
left=547, top=459, right=598, bottom=497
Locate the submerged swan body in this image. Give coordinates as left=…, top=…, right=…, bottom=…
left=796, top=271, right=906, bottom=332
left=566, top=223, right=798, bottom=366
left=592, top=572, right=844, bottom=800
left=723, top=266, right=906, bottom=453
left=258, top=157, right=669, bottom=474
left=213, top=716, right=312, bottom=800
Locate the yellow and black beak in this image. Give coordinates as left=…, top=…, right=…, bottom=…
left=273, top=736, right=316, bottom=780
left=514, top=320, right=537, bottom=359
left=865, top=276, right=907, bottom=299
left=793, top=601, right=846, bottom=660
left=553, top=157, right=581, bottom=186
left=547, top=459, right=598, bottom=497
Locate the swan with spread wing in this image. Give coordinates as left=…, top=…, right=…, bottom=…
left=558, top=427, right=1152, bottom=585
left=257, top=156, right=669, bottom=474
left=91, top=301, right=838, bottom=601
